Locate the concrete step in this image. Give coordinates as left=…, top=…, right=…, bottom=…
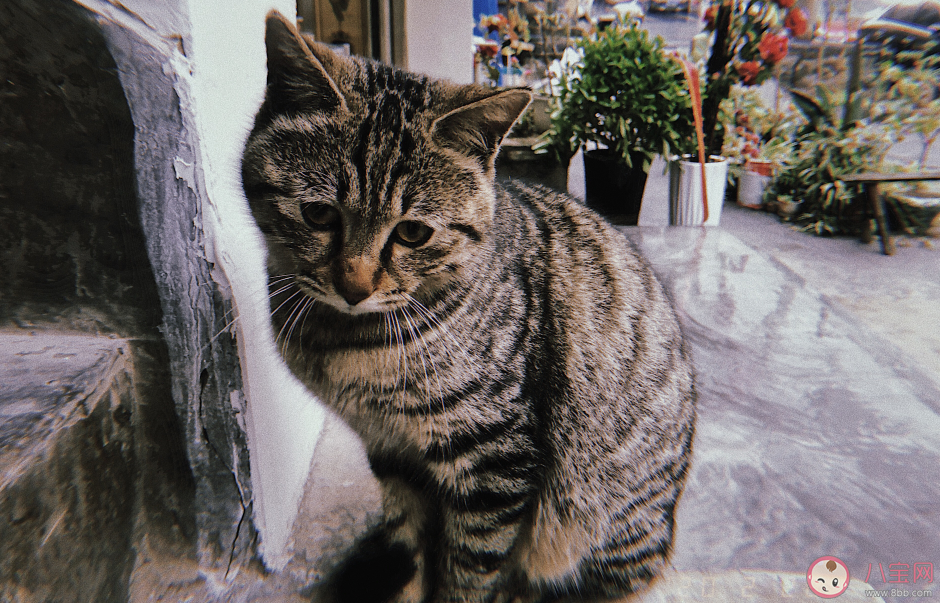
left=0, top=331, right=197, bottom=603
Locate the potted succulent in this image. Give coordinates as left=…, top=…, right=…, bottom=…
left=539, top=19, right=694, bottom=222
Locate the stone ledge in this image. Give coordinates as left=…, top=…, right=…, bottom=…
left=0, top=330, right=198, bottom=603
left=0, top=331, right=138, bottom=601
left=0, top=332, right=131, bottom=486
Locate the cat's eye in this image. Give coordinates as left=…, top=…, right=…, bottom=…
left=300, top=202, right=340, bottom=230
left=393, top=220, right=433, bottom=247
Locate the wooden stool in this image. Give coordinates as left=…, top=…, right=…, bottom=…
left=840, top=171, right=940, bottom=255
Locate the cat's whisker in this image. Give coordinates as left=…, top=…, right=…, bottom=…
left=399, top=306, right=430, bottom=395
left=392, top=311, right=407, bottom=392
left=406, top=295, right=486, bottom=377
left=270, top=286, right=303, bottom=317
left=268, top=280, right=299, bottom=302
left=403, top=302, right=446, bottom=405
left=401, top=304, right=449, bottom=447
left=297, top=295, right=316, bottom=344
left=284, top=295, right=314, bottom=352
left=285, top=294, right=313, bottom=346
left=203, top=276, right=298, bottom=349
left=382, top=309, right=395, bottom=383
left=401, top=304, right=444, bottom=410
left=273, top=290, right=306, bottom=353
left=203, top=311, right=242, bottom=352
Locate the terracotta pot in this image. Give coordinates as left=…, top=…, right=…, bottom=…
left=745, top=158, right=773, bottom=177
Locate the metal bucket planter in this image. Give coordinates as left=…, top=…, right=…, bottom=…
left=669, top=155, right=729, bottom=226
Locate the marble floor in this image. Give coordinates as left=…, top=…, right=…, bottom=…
left=619, top=219, right=940, bottom=602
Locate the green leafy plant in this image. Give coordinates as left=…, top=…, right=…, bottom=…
left=876, top=52, right=940, bottom=170
left=767, top=83, right=902, bottom=235
left=870, top=49, right=940, bottom=235
left=537, top=21, right=694, bottom=171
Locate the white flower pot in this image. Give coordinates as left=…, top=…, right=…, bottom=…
left=669, top=155, right=729, bottom=226
left=737, top=169, right=772, bottom=209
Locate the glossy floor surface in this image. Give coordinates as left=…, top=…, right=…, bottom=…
left=619, top=206, right=940, bottom=602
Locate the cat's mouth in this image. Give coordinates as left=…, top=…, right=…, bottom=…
left=294, top=276, right=407, bottom=315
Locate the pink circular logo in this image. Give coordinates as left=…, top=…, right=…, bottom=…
left=807, top=556, right=850, bottom=598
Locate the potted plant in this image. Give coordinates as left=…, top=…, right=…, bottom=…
left=493, top=2, right=581, bottom=192
left=667, top=55, right=730, bottom=226
left=877, top=50, right=940, bottom=237
left=539, top=19, right=694, bottom=222
left=698, top=0, right=809, bottom=157
left=765, top=61, right=904, bottom=232
left=497, top=94, right=570, bottom=192
left=477, top=5, right=535, bottom=86
left=718, top=84, right=801, bottom=208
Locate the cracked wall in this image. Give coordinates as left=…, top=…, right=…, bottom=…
left=0, top=0, right=273, bottom=597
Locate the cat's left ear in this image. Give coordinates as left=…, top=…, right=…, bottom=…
left=263, top=10, right=347, bottom=114
left=431, top=88, right=532, bottom=169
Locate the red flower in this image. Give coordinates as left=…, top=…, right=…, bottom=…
left=477, top=42, right=499, bottom=59
left=736, top=60, right=762, bottom=85
left=481, top=14, right=508, bottom=35
left=775, top=0, right=796, bottom=8
left=703, top=5, right=719, bottom=29
left=758, top=32, right=789, bottom=64
left=784, top=7, right=809, bottom=37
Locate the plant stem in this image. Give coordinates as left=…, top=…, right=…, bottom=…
left=841, top=38, right=863, bottom=132
left=702, top=1, right=733, bottom=157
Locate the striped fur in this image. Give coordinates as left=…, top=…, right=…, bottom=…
left=243, top=12, right=695, bottom=603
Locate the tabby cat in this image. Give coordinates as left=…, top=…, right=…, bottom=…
left=242, top=12, right=696, bottom=603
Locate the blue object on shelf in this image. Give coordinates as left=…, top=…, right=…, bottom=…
left=474, top=0, right=499, bottom=35
left=498, top=63, right=524, bottom=86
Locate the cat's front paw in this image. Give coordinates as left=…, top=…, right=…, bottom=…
left=321, top=531, right=418, bottom=603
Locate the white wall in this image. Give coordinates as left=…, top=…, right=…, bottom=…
left=184, top=0, right=324, bottom=571
left=404, top=0, right=474, bottom=84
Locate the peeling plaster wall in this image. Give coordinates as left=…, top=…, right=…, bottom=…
left=84, top=7, right=258, bottom=572
left=72, top=0, right=325, bottom=571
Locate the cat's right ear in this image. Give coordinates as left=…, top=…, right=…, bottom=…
left=264, top=10, right=346, bottom=114
left=431, top=88, right=532, bottom=170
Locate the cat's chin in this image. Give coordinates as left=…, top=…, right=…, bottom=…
left=317, top=295, right=406, bottom=316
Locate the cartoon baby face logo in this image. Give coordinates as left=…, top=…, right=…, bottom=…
left=807, top=556, right=850, bottom=598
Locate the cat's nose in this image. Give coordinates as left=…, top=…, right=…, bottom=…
left=333, top=258, right=377, bottom=306
left=336, top=282, right=372, bottom=306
